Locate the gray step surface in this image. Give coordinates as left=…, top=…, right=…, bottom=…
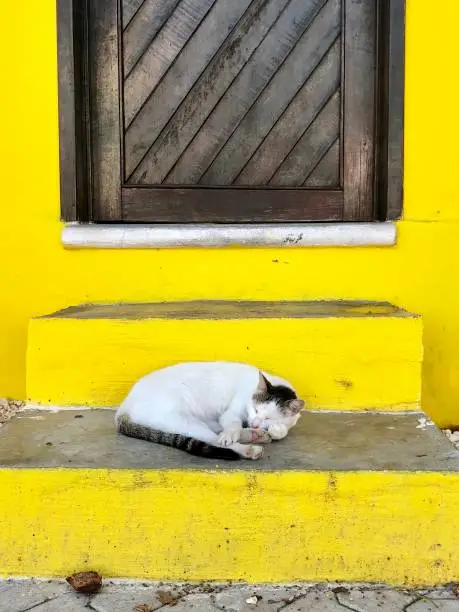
left=42, top=299, right=417, bottom=320
left=0, top=409, right=458, bottom=471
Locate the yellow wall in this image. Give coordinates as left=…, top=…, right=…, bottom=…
left=2, top=1, right=459, bottom=426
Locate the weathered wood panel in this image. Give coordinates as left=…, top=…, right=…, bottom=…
left=123, top=0, right=181, bottom=76
left=234, top=39, right=340, bottom=185
left=121, top=187, right=343, bottom=221
left=342, top=0, right=377, bottom=220
left=123, top=0, right=217, bottom=125
left=163, top=0, right=327, bottom=185
left=303, top=139, right=340, bottom=187
left=89, top=0, right=122, bottom=220
left=127, top=0, right=293, bottom=183
left=124, top=0, right=254, bottom=178
left=125, top=0, right=343, bottom=188
left=122, top=0, right=144, bottom=28
left=66, top=0, right=387, bottom=222
left=200, top=0, right=341, bottom=186
left=268, top=91, right=340, bottom=186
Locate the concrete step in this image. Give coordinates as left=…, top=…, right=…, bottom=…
left=0, top=408, right=458, bottom=584
left=26, top=300, right=422, bottom=410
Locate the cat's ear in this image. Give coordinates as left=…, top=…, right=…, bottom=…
left=257, top=372, right=271, bottom=393
left=283, top=399, right=305, bottom=415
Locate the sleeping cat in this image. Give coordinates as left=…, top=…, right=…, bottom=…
left=115, top=361, right=304, bottom=460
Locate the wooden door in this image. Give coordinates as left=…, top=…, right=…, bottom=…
left=88, top=0, right=378, bottom=222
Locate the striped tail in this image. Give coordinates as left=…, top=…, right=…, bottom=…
left=117, top=416, right=240, bottom=460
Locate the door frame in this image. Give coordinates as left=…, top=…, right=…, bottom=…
left=57, top=0, right=405, bottom=224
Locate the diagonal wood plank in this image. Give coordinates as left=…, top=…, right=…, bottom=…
left=268, top=91, right=340, bottom=185
left=123, top=0, right=218, bottom=126
left=165, top=0, right=327, bottom=185
left=122, top=0, right=144, bottom=29
left=303, top=138, right=340, bottom=186
left=200, top=0, right=340, bottom=185
left=129, top=0, right=291, bottom=184
left=123, top=0, right=181, bottom=76
left=124, top=0, right=253, bottom=179
left=234, top=38, right=340, bottom=185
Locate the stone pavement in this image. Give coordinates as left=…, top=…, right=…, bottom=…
left=1, top=580, right=459, bottom=612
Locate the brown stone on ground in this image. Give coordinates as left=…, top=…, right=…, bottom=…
left=135, top=605, right=154, bottom=612
left=156, top=589, right=179, bottom=606
left=66, top=571, right=102, bottom=594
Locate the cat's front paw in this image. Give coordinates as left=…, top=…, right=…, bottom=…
left=217, top=427, right=240, bottom=447
left=249, top=428, right=272, bottom=444
left=267, top=423, right=288, bottom=440
left=244, top=444, right=264, bottom=460
left=237, top=428, right=272, bottom=444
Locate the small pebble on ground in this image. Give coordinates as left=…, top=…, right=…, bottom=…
left=444, top=428, right=459, bottom=447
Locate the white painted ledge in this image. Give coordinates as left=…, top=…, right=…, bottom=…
left=62, top=222, right=396, bottom=249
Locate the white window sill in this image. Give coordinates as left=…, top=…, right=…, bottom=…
left=62, top=222, right=396, bottom=249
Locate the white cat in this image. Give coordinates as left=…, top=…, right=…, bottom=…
left=115, top=361, right=304, bottom=460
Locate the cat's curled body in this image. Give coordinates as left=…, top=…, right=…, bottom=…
left=115, top=361, right=304, bottom=460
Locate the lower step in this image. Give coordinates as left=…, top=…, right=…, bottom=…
left=26, top=300, right=422, bottom=410
left=0, top=409, right=458, bottom=584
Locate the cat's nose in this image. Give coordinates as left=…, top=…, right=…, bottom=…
left=252, top=418, right=261, bottom=428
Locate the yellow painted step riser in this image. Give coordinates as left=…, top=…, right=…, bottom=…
left=27, top=317, right=422, bottom=409
left=0, top=469, right=456, bottom=585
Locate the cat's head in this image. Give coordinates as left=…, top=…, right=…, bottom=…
left=247, top=372, right=305, bottom=430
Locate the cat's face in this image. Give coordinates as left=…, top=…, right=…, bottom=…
left=246, top=373, right=304, bottom=430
